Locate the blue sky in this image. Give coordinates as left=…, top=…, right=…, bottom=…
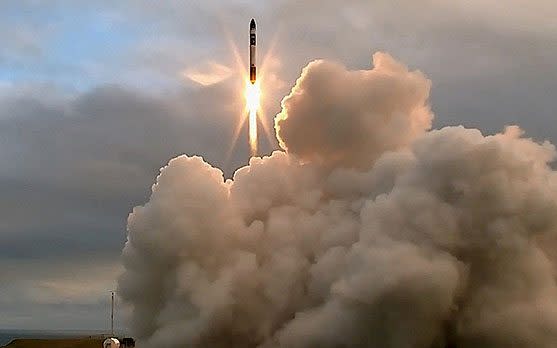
left=2, top=3, right=142, bottom=90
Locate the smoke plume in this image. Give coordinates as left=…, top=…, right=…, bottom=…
left=118, top=52, right=557, bottom=348
left=275, top=53, right=433, bottom=169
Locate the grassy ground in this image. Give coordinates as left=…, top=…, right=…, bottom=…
left=2, top=338, right=103, bottom=348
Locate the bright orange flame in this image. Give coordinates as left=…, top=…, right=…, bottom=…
left=245, top=81, right=261, bottom=157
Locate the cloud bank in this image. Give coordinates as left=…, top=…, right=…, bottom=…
left=119, top=53, right=557, bottom=347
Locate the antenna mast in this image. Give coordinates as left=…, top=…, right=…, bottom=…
left=110, top=290, right=115, bottom=337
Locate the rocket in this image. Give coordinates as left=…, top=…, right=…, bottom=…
left=249, top=18, right=256, bottom=84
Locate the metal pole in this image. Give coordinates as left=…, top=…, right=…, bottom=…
left=111, top=291, right=114, bottom=337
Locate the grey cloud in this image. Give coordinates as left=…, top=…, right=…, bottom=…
left=0, top=81, right=251, bottom=260
left=1, top=258, right=124, bottom=330
left=0, top=80, right=257, bottom=329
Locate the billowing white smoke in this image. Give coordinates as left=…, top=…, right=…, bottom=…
left=118, top=53, right=557, bottom=348
left=275, top=52, right=433, bottom=169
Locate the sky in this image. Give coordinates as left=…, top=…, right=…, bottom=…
left=1, top=0, right=557, bottom=332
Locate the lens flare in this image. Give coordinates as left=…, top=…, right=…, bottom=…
left=245, top=81, right=261, bottom=156
left=221, top=28, right=279, bottom=164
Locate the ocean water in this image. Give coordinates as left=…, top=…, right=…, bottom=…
left=0, top=330, right=106, bottom=346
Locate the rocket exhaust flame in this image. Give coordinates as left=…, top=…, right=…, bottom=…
left=245, top=80, right=261, bottom=156
left=249, top=109, right=257, bottom=156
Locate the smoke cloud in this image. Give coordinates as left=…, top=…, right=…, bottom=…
left=118, top=52, right=557, bottom=348
left=275, top=53, right=433, bottom=169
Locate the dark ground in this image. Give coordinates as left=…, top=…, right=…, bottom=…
left=2, top=338, right=103, bottom=348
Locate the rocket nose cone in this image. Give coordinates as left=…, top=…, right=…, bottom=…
left=250, top=18, right=256, bottom=29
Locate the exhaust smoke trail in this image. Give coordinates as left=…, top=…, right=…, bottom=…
left=118, top=52, right=557, bottom=348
